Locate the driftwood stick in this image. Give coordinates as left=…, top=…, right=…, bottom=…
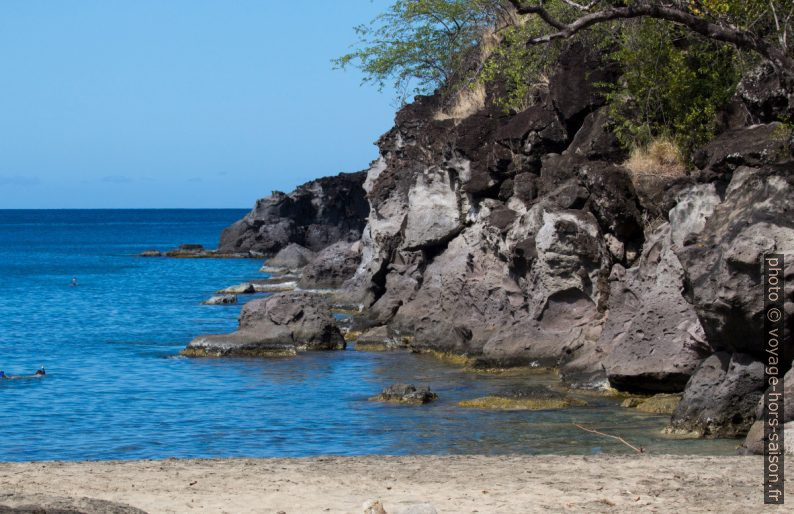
left=574, top=423, right=645, bottom=454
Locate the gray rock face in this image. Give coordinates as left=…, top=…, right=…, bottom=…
left=742, top=361, right=794, bottom=453
left=298, top=241, right=362, bottom=289
left=219, top=171, right=369, bottom=255
left=265, top=243, right=316, bottom=270
left=675, top=164, right=794, bottom=361
left=670, top=352, right=765, bottom=437
left=598, top=224, right=711, bottom=393
left=184, top=293, right=345, bottom=357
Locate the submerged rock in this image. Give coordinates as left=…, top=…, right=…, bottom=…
left=184, top=292, right=345, bottom=357
left=370, top=384, right=438, bottom=404
left=202, top=294, right=237, bottom=305
left=621, top=394, right=682, bottom=415
left=165, top=244, right=206, bottom=257
left=138, top=249, right=162, bottom=257
left=458, top=386, right=587, bottom=411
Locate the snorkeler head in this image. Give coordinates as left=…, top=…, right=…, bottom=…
left=35, top=369, right=45, bottom=376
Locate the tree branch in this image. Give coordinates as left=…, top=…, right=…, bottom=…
left=511, top=0, right=794, bottom=78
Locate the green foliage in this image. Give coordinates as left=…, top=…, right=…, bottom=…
left=604, top=18, right=743, bottom=158
left=333, top=0, right=508, bottom=100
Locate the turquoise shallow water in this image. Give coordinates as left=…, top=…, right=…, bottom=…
left=0, top=209, right=737, bottom=461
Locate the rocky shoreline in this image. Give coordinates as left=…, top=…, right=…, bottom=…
left=150, top=45, right=793, bottom=457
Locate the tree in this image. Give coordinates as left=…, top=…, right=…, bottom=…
left=333, top=0, right=512, bottom=99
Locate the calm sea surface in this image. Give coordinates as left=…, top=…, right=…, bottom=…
left=0, top=209, right=736, bottom=461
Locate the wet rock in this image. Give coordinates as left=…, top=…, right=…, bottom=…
left=599, top=224, right=711, bottom=393
left=670, top=352, right=764, bottom=437
left=216, top=283, right=255, bottom=295
left=299, top=241, right=362, bottom=289
left=219, top=171, right=369, bottom=255
left=184, top=292, right=345, bottom=357
left=138, top=249, right=162, bottom=257
left=202, top=294, right=237, bottom=305
left=370, top=384, right=438, bottom=404
left=264, top=243, right=316, bottom=271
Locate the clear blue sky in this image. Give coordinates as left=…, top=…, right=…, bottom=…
left=0, top=0, right=396, bottom=208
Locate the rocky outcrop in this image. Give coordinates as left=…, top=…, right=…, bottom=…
left=202, top=294, right=237, bottom=305
left=219, top=172, right=369, bottom=256
left=184, top=293, right=345, bottom=357
left=217, top=283, right=255, bottom=295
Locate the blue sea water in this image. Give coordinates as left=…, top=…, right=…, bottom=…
left=0, top=209, right=737, bottom=462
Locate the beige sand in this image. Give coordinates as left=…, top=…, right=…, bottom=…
left=0, top=455, right=790, bottom=513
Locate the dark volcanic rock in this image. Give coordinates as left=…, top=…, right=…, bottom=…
left=692, top=123, right=791, bottom=177
left=298, top=241, right=362, bottom=289
left=670, top=352, right=765, bottom=437
left=184, top=293, right=345, bottom=357
left=219, top=171, right=369, bottom=256
left=733, top=63, right=794, bottom=125
left=370, top=384, right=438, bottom=404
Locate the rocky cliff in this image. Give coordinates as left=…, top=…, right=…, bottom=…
left=219, top=171, right=369, bottom=256
left=211, top=43, right=793, bottom=444
left=336, top=45, right=793, bottom=440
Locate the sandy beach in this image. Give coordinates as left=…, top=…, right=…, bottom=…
left=1, top=455, right=790, bottom=513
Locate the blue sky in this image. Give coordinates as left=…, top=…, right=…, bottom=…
left=0, top=0, right=396, bottom=208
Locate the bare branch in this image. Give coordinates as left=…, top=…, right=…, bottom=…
left=560, top=0, right=599, bottom=11
left=574, top=424, right=644, bottom=454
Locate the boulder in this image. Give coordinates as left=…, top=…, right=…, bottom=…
left=692, top=123, right=791, bottom=177
left=217, top=283, right=256, bottom=295
left=219, top=171, right=369, bottom=255
left=0, top=494, right=147, bottom=514
left=370, top=384, right=438, bottom=404
left=675, top=164, right=794, bottom=361
left=298, top=241, right=362, bottom=289
left=184, top=293, right=345, bottom=357
left=670, top=352, right=765, bottom=437
left=265, top=243, right=316, bottom=270
left=599, top=224, right=711, bottom=393
left=202, top=294, right=237, bottom=305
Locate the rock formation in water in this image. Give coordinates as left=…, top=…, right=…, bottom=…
left=199, top=42, right=792, bottom=446
left=218, top=171, right=370, bottom=256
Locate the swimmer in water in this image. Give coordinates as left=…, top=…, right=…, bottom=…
left=35, top=367, right=45, bottom=376
left=70, top=277, right=78, bottom=287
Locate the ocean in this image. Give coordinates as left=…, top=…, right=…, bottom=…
left=0, top=209, right=736, bottom=461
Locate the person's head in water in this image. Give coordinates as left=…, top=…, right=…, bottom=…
left=35, top=368, right=45, bottom=376
left=71, top=277, right=78, bottom=286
